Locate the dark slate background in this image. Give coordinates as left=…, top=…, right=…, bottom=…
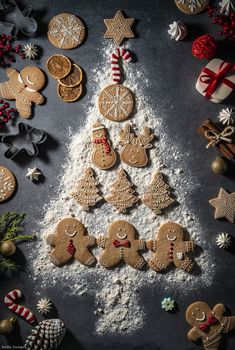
left=1, top=0, right=235, bottom=349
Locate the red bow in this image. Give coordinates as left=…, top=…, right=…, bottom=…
left=200, top=61, right=235, bottom=99
left=112, top=239, right=131, bottom=248
left=93, top=137, right=111, bottom=154
left=67, top=240, right=76, bottom=256
left=199, top=315, right=218, bottom=332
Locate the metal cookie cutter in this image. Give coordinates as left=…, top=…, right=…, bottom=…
left=0, top=122, right=47, bottom=159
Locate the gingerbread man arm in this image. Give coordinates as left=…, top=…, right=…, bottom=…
left=132, top=239, right=146, bottom=251
left=31, top=92, right=45, bottom=105
left=46, top=233, right=59, bottom=246
left=213, top=304, right=226, bottom=320
left=188, top=327, right=201, bottom=342
left=6, top=67, right=16, bottom=78
left=182, top=240, right=195, bottom=253
left=146, top=239, right=157, bottom=251
left=82, top=235, right=96, bottom=247
left=97, top=235, right=107, bottom=249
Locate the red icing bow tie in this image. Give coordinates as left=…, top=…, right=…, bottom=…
left=199, top=315, right=218, bottom=332
left=113, top=239, right=131, bottom=248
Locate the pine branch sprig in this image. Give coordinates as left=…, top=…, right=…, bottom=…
left=0, top=258, right=19, bottom=272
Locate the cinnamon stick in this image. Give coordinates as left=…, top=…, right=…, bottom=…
left=197, top=119, right=235, bottom=160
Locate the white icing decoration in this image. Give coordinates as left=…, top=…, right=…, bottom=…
left=22, top=43, right=38, bottom=60
left=216, top=232, right=232, bottom=249
left=128, top=159, right=138, bottom=164
left=26, top=168, right=42, bottom=182
left=167, top=235, right=176, bottom=241
left=65, top=230, right=77, bottom=237
left=117, top=232, right=127, bottom=239
left=218, top=108, right=235, bottom=126
left=177, top=252, right=184, bottom=260
left=196, top=312, right=206, bottom=321
left=168, top=21, right=187, bottom=41
left=0, top=169, right=14, bottom=200
left=177, top=0, right=208, bottom=12
left=219, top=0, right=235, bottom=15
left=26, top=75, right=35, bottom=85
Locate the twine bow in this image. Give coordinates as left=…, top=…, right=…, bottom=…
left=205, top=126, right=235, bottom=148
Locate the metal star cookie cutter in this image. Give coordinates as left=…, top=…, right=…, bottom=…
left=0, top=0, right=37, bottom=37
left=0, top=122, right=47, bottom=159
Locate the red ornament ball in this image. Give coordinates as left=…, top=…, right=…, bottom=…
left=192, top=34, right=217, bottom=60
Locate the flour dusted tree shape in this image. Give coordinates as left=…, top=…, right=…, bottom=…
left=142, top=172, right=175, bottom=214
left=119, top=124, right=155, bottom=167
left=71, top=168, right=102, bottom=211
left=105, top=169, right=139, bottom=213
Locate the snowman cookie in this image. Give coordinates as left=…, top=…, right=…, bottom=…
left=186, top=302, right=235, bottom=350
left=46, top=218, right=96, bottom=266
left=97, top=220, right=146, bottom=270
left=147, top=221, right=195, bottom=273
left=91, top=122, right=117, bottom=170
left=0, top=66, right=45, bottom=118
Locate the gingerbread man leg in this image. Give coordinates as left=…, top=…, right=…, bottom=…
left=148, top=256, right=169, bottom=272
left=99, top=249, right=121, bottom=268
left=124, top=252, right=145, bottom=270
left=16, top=100, right=32, bottom=119
left=49, top=247, right=72, bottom=266
left=177, top=257, right=194, bottom=272
left=0, top=82, right=15, bottom=100
left=227, top=316, right=235, bottom=331
left=74, top=248, right=96, bottom=266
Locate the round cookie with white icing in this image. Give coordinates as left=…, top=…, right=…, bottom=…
left=46, top=218, right=96, bottom=266
left=175, top=0, right=210, bottom=14
left=0, top=165, right=16, bottom=202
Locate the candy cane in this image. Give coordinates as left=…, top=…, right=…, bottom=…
left=111, top=48, right=132, bottom=83
left=4, top=289, right=36, bottom=324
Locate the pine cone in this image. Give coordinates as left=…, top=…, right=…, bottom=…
left=25, top=319, right=65, bottom=349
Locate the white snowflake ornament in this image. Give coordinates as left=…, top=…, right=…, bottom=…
left=219, top=0, right=235, bottom=15
left=26, top=168, right=42, bottom=182
left=216, top=233, right=232, bottom=249
left=37, top=298, right=52, bottom=315
left=218, top=108, right=235, bottom=125
left=22, top=44, right=38, bottom=60
left=168, top=21, right=187, bottom=41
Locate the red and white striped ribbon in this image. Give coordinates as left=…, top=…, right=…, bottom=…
left=111, top=48, right=132, bottom=83
left=4, top=289, right=36, bottom=324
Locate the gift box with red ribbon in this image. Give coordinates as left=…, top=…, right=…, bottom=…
left=196, top=58, right=235, bottom=103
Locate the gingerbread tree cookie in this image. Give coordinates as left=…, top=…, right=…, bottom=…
left=147, top=221, right=195, bottom=273
left=97, top=220, right=145, bottom=269
left=91, top=122, right=117, bottom=170
left=71, top=168, right=102, bottom=211
left=119, top=124, right=155, bottom=167
left=142, top=172, right=174, bottom=214
left=105, top=169, right=139, bottom=213
left=0, top=66, right=45, bottom=118
left=186, top=301, right=235, bottom=350
left=46, top=218, right=96, bottom=266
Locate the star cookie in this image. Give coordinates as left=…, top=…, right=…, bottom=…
left=209, top=188, right=235, bottom=223
left=104, top=10, right=135, bottom=46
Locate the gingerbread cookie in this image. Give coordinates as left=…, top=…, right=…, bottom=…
left=104, top=10, right=135, bottom=46
left=71, top=168, right=102, bottom=211
left=97, top=220, right=145, bottom=269
left=0, top=165, right=16, bottom=202
left=91, top=122, right=116, bottom=170
left=186, top=302, right=235, bottom=349
left=46, top=218, right=96, bottom=266
left=59, top=64, right=83, bottom=87
left=98, top=84, right=134, bottom=122
left=209, top=188, right=235, bottom=223
left=105, top=169, right=139, bottom=213
left=147, top=221, right=195, bottom=273
left=119, top=124, right=154, bottom=167
left=0, top=67, right=45, bottom=118
left=175, top=0, right=210, bottom=14
left=57, top=83, right=82, bottom=102
left=47, top=13, right=85, bottom=49
left=46, top=54, right=72, bottom=79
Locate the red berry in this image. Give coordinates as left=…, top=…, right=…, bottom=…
left=4, top=103, right=9, bottom=108
left=2, top=34, right=6, bottom=38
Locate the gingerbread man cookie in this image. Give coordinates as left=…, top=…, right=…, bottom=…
left=46, top=218, right=96, bottom=266
left=91, top=122, right=117, bottom=170
left=186, top=302, right=235, bottom=350
left=97, top=220, right=145, bottom=270
left=0, top=66, right=45, bottom=118
left=147, top=221, right=195, bottom=273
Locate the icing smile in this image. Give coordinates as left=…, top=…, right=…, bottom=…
left=196, top=312, right=206, bottom=322
left=128, top=159, right=137, bottom=164
left=26, top=75, right=35, bottom=85
left=117, top=232, right=127, bottom=240
left=65, top=230, right=77, bottom=237
left=167, top=234, right=176, bottom=241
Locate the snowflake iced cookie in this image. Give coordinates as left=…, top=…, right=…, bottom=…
left=46, top=54, right=72, bottom=79
left=71, top=168, right=102, bottom=211
left=0, top=166, right=16, bottom=202
left=0, top=66, right=45, bottom=119
left=147, top=221, right=195, bottom=273
left=186, top=302, right=235, bottom=350
left=175, top=0, right=210, bottom=14
left=46, top=218, right=96, bottom=266
left=97, top=220, right=146, bottom=270
left=119, top=124, right=155, bottom=167
left=91, top=122, right=117, bottom=170
left=104, top=10, right=135, bottom=46
left=142, top=172, right=174, bottom=214
left=98, top=84, right=134, bottom=122
left=47, top=13, right=85, bottom=49
left=105, top=169, right=139, bottom=213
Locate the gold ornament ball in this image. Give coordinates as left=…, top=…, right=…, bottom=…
left=0, top=240, right=16, bottom=256
left=0, top=317, right=16, bottom=334
left=211, top=156, right=228, bottom=174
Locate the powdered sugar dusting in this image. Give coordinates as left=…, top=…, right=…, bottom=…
left=29, top=42, right=216, bottom=334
